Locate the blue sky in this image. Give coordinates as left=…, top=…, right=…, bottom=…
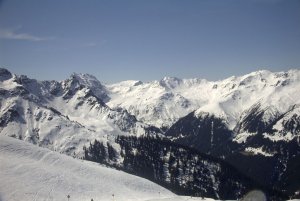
left=0, top=0, right=300, bottom=83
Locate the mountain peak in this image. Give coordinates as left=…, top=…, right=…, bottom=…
left=65, top=72, right=109, bottom=102
left=70, top=72, right=100, bottom=84
left=241, top=69, right=271, bottom=79
left=0, top=68, right=13, bottom=81
left=159, top=76, right=182, bottom=89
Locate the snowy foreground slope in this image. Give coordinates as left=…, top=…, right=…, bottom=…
left=0, top=135, right=175, bottom=201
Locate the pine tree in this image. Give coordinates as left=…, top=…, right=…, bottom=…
left=107, top=142, right=116, bottom=161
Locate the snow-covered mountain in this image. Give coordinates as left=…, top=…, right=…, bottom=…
left=106, top=68, right=300, bottom=160
left=2, top=68, right=299, bottom=149
left=156, top=71, right=300, bottom=198
left=0, top=68, right=160, bottom=156
left=107, top=69, right=300, bottom=130
left=105, top=68, right=300, bottom=199
left=1, top=67, right=300, bottom=200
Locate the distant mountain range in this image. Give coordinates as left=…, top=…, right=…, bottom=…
left=0, top=68, right=299, bottom=200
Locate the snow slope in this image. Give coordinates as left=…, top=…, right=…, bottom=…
left=0, top=135, right=174, bottom=201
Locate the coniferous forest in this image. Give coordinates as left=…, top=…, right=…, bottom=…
left=83, top=135, right=287, bottom=200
